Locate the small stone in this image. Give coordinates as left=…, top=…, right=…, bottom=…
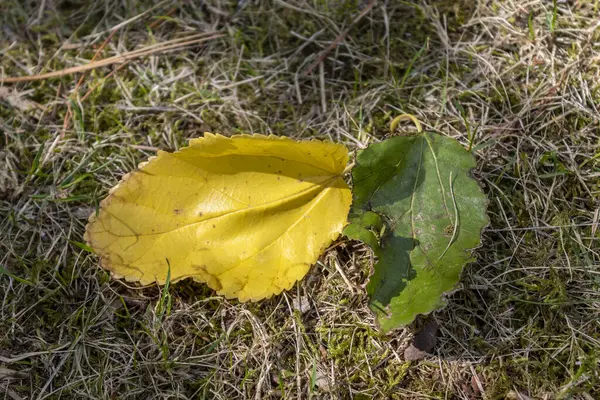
left=404, top=344, right=427, bottom=361
left=292, top=296, right=310, bottom=314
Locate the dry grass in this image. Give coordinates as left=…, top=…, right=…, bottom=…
left=1, top=0, right=600, bottom=399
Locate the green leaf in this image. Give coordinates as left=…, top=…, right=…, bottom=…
left=346, top=132, right=488, bottom=332
left=343, top=211, right=382, bottom=251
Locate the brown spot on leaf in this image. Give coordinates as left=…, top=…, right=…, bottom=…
left=443, top=224, right=454, bottom=237
left=173, top=208, right=183, bottom=215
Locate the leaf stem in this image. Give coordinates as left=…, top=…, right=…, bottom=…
left=343, top=161, right=355, bottom=175
left=390, top=114, right=423, bottom=134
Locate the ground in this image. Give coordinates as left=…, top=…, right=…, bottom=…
left=1, top=0, right=600, bottom=399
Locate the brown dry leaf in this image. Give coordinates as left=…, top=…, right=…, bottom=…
left=404, top=320, right=438, bottom=361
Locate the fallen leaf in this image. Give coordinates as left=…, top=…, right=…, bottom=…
left=85, top=134, right=351, bottom=301
left=345, top=132, right=488, bottom=332
left=413, top=320, right=438, bottom=352
left=404, top=320, right=438, bottom=361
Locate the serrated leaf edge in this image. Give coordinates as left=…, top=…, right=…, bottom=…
left=84, top=133, right=350, bottom=300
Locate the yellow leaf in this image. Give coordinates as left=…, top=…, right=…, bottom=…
left=84, top=133, right=351, bottom=301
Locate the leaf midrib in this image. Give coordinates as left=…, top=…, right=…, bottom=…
left=107, top=176, right=341, bottom=275
left=99, top=175, right=340, bottom=242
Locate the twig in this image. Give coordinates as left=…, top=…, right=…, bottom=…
left=74, top=29, right=119, bottom=92
left=57, top=28, right=119, bottom=150
left=0, top=32, right=223, bottom=83
left=80, top=61, right=129, bottom=102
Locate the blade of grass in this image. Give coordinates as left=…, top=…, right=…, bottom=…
left=0, top=266, right=35, bottom=286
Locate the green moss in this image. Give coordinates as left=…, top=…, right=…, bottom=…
left=315, top=324, right=412, bottom=394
